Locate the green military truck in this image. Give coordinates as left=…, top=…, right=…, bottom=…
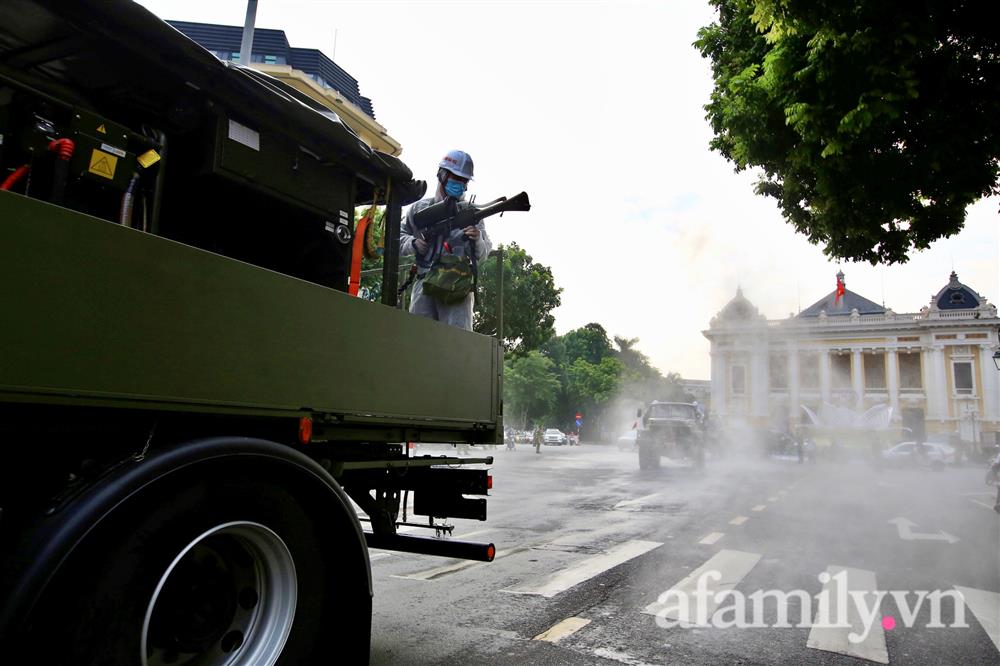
left=0, top=1, right=504, bottom=662
left=636, top=401, right=706, bottom=470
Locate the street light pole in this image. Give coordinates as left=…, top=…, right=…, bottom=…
left=239, top=0, right=258, bottom=66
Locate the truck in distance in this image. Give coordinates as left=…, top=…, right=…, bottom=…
left=636, top=401, right=706, bottom=470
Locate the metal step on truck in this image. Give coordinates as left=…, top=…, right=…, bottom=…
left=0, top=1, right=509, bottom=662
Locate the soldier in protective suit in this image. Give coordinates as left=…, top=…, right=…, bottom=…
left=399, top=150, right=492, bottom=330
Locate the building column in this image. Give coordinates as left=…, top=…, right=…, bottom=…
left=925, top=346, right=948, bottom=419
left=751, top=349, right=769, bottom=420
left=710, top=351, right=727, bottom=418
left=979, top=343, right=999, bottom=420
left=886, top=349, right=900, bottom=421
left=788, top=347, right=800, bottom=426
left=851, top=349, right=864, bottom=409
left=820, top=350, right=831, bottom=405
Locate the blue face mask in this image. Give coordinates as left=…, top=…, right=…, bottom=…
left=444, top=179, right=466, bottom=198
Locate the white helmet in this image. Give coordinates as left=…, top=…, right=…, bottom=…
left=438, top=150, right=474, bottom=180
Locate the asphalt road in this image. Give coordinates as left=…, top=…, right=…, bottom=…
left=367, top=442, right=1000, bottom=665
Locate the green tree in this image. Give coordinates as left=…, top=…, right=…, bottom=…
left=474, top=243, right=562, bottom=355
left=562, top=323, right=614, bottom=365
left=695, top=0, right=1000, bottom=264
left=504, top=351, right=561, bottom=427
left=566, top=357, right=624, bottom=408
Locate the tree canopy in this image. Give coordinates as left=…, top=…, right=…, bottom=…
left=562, top=323, right=615, bottom=366
left=474, top=242, right=562, bottom=355
left=695, top=0, right=1000, bottom=264
left=504, top=351, right=562, bottom=428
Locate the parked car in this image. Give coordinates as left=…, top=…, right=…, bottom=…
left=617, top=429, right=638, bottom=451
left=880, top=441, right=956, bottom=469
left=543, top=428, right=568, bottom=445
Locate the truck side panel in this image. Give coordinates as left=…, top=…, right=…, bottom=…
left=0, top=193, right=499, bottom=429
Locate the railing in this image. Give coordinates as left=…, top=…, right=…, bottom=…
left=932, top=310, right=980, bottom=319
left=718, top=306, right=996, bottom=330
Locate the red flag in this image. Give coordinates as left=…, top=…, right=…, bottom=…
left=835, top=274, right=846, bottom=305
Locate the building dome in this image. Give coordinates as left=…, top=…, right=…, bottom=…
left=933, top=271, right=983, bottom=310
left=713, top=287, right=763, bottom=324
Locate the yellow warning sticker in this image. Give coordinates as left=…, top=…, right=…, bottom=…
left=88, top=149, right=117, bottom=180
left=137, top=149, right=161, bottom=169
left=96, top=124, right=107, bottom=134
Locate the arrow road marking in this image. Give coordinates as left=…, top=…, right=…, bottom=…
left=887, top=518, right=959, bottom=544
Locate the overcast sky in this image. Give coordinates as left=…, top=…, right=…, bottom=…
left=136, top=0, right=998, bottom=379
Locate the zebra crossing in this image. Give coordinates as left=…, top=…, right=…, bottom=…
left=373, top=522, right=1000, bottom=665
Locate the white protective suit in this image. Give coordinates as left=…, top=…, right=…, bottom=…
left=399, top=194, right=492, bottom=330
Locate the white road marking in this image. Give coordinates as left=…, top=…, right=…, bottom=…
left=729, top=516, right=749, bottom=525
left=369, top=552, right=393, bottom=562
left=888, top=517, right=959, bottom=543
left=970, top=499, right=996, bottom=511
left=806, top=566, right=888, bottom=664
left=955, top=586, right=1000, bottom=653
left=395, top=547, right=528, bottom=581
left=591, top=647, right=659, bottom=665
left=778, top=490, right=788, bottom=496
left=614, top=493, right=662, bottom=510
left=699, top=532, right=725, bottom=545
left=455, top=527, right=493, bottom=539
left=768, top=496, right=779, bottom=502
left=533, top=616, right=591, bottom=642
left=504, top=540, right=662, bottom=598
left=752, top=504, right=767, bottom=512
left=642, top=549, right=761, bottom=623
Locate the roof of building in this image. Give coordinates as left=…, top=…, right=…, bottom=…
left=167, top=20, right=376, bottom=119
left=798, top=272, right=885, bottom=317
left=933, top=271, right=984, bottom=310
left=798, top=289, right=886, bottom=317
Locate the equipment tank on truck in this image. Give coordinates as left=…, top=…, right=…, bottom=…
left=0, top=1, right=516, bottom=662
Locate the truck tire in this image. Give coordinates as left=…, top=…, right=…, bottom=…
left=638, top=441, right=660, bottom=470
left=9, top=453, right=370, bottom=665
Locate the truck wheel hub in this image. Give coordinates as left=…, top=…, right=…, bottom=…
left=142, top=521, right=297, bottom=666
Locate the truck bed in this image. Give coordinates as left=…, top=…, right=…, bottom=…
left=0, top=192, right=501, bottom=440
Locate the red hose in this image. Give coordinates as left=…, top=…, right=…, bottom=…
left=0, top=165, right=30, bottom=191
left=48, top=138, right=75, bottom=161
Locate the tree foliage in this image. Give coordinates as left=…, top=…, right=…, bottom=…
left=474, top=242, right=562, bottom=355
left=504, top=351, right=561, bottom=428
left=562, top=323, right=615, bottom=365
left=695, top=0, right=1000, bottom=264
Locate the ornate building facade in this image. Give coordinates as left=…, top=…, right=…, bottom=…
left=703, top=272, right=1000, bottom=447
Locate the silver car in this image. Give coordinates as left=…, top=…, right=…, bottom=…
left=543, top=428, right=567, bottom=445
